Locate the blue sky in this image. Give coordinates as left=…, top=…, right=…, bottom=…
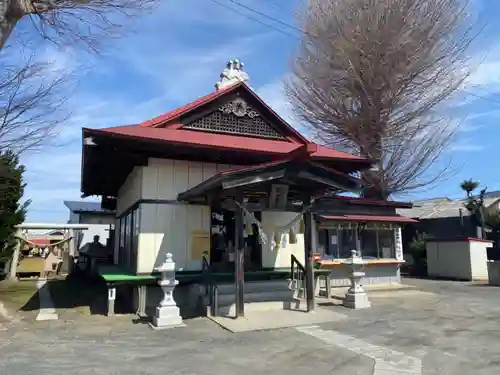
left=8, top=0, right=500, bottom=222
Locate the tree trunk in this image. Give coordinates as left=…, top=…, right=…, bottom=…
left=360, top=136, right=387, bottom=200
left=0, top=0, right=22, bottom=50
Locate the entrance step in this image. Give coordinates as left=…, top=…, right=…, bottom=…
left=216, top=279, right=292, bottom=294
left=207, top=298, right=309, bottom=317
left=217, top=289, right=296, bottom=306
left=206, top=279, right=305, bottom=317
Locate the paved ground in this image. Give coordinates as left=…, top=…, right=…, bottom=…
left=1, top=278, right=500, bottom=374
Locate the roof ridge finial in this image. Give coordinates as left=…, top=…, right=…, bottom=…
left=215, top=58, right=249, bottom=90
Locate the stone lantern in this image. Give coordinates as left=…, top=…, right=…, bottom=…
left=342, top=250, right=371, bottom=309
left=149, top=253, right=184, bottom=330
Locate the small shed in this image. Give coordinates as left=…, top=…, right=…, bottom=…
left=426, top=237, right=493, bottom=281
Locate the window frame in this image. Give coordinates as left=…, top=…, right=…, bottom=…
left=317, top=223, right=398, bottom=260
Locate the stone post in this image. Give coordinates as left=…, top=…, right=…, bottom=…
left=342, top=250, right=371, bottom=309
left=149, top=253, right=184, bottom=330
left=8, top=228, right=22, bottom=280
left=67, top=229, right=75, bottom=274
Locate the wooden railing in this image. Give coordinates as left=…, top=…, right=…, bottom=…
left=201, top=252, right=219, bottom=316
left=291, top=254, right=306, bottom=298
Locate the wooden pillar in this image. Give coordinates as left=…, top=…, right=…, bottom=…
left=303, top=210, right=316, bottom=311
left=234, top=191, right=245, bottom=318
left=67, top=229, right=75, bottom=274
left=8, top=228, right=22, bottom=280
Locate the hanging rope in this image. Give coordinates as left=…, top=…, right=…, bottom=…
left=234, top=196, right=319, bottom=250
left=235, top=201, right=268, bottom=244
left=16, top=236, right=72, bottom=248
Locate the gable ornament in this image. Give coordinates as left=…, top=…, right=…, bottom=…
left=218, top=98, right=259, bottom=118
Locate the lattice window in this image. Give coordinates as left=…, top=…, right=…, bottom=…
left=183, top=98, right=286, bottom=139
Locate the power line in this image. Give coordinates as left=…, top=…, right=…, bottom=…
left=223, top=0, right=303, bottom=34
left=208, top=0, right=300, bottom=40
left=256, top=0, right=293, bottom=12
left=212, top=0, right=500, bottom=108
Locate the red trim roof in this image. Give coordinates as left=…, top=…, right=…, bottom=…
left=86, top=82, right=371, bottom=165
left=138, top=82, right=308, bottom=144
left=90, top=126, right=366, bottom=161
left=139, top=84, right=237, bottom=128
left=428, top=237, right=493, bottom=243
left=320, top=195, right=413, bottom=208
left=318, top=214, right=417, bottom=223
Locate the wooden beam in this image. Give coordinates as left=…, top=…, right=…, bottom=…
left=297, top=171, right=360, bottom=192
left=303, top=198, right=316, bottom=312
left=221, top=169, right=286, bottom=190
left=234, top=191, right=245, bottom=318
left=221, top=199, right=303, bottom=212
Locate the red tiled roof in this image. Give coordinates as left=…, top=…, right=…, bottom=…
left=88, top=82, right=370, bottom=164
left=91, top=126, right=365, bottom=161
left=137, top=82, right=308, bottom=144
left=139, top=84, right=236, bottom=127
left=320, top=195, right=413, bottom=208
left=318, top=214, right=417, bottom=223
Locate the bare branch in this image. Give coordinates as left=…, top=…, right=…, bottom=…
left=0, top=0, right=158, bottom=51
left=285, top=0, right=476, bottom=198
left=0, top=46, right=72, bottom=155
left=286, top=0, right=479, bottom=199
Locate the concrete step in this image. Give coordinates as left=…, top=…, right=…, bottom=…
left=207, top=298, right=309, bottom=317
left=216, top=280, right=292, bottom=294
left=217, top=289, right=296, bottom=307
left=289, top=278, right=305, bottom=290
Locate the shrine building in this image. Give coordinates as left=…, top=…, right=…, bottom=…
left=80, top=60, right=416, bottom=318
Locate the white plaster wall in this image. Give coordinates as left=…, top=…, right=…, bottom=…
left=141, top=158, right=234, bottom=200
left=136, top=158, right=235, bottom=273
left=116, top=166, right=143, bottom=216
left=78, top=213, right=115, bottom=225
left=137, top=203, right=210, bottom=273
left=426, top=241, right=472, bottom=280
left=325, top=265, right=401, bottom=287
left=261, top=211, right=306, bottom=268
left=469, top=240, right=492, bottom=280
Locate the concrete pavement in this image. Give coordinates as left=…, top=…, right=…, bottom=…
left=1, top=278, right=500, bottom=374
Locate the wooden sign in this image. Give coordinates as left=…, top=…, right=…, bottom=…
left=191, top=230, right=210, bottom=260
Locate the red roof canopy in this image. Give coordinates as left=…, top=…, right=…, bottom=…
left=81, top=82, right=372, bottom=197
left=88, top=82, right=369, bottom=165
left=318, top=214, right=417, bottom=223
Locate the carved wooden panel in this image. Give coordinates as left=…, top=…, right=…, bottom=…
left=183, top=98, right=286, bottom=140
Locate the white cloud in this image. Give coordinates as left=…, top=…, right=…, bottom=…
left=449, top=143, right=484, bottom=152
left=17, top=6, right=288, bottom=223
left=467, top=62, right=500, bottom=89
left=18, top=0, right=498, bottom=222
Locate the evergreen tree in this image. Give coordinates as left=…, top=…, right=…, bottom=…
left=459, top=179, right=497, bottom=239
left=0, top=151, right=30, bottom=259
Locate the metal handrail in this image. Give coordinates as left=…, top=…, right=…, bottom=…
left=291, top=254, right=306, bottom=295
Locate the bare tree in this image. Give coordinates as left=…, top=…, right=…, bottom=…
left=0, top=47, right=70, bottom=155
left=286, top=0, right=478, bottom=200
left=0, top=0, right=157, bottom=51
